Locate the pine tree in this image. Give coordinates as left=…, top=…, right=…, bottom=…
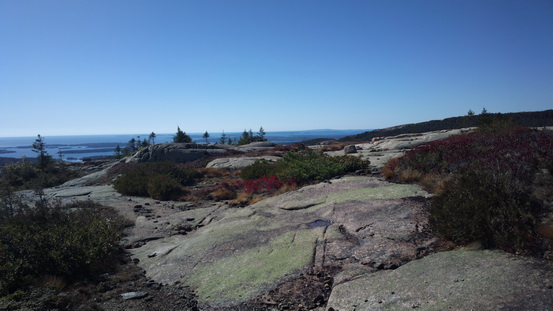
left=238, top=130, right=251, bottom=145
left=141, top=139, right=149, bottom=148
left=114, top=145, right=122, bottom=158
left=257, top=126, right=267, bottom=141
left=203, top=131, right=210, bottom=144
left=32, top=134, right=52, bottom=171
left=128, top=138, right=137, bottom=153
left=148, top=132, right=156, bottom=144
left=219, top=131, right=227, bottom=144
left=173, top=126, right=192, bottom=143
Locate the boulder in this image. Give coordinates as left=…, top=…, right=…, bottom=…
left=126, top=143, right=227, bottom=163
left=236, top=141, right=276, bottom=152
left=327, top=250, right=553, bottom=311
left=206, top=156, right=281, bottom=170
left=343, top=145, right=358, bottom=154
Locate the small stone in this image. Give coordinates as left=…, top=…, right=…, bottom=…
left=121, top=291, right=148, bottom=300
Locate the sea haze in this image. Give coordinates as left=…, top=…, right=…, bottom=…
left=0, top=129, right=370, bottom=161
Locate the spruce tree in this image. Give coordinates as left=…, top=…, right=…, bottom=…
left=203, top=131, right=210, bottom=144
left=219, top=131, right=227, bottom=144
left=148, top=132, right=156, bottom=144
left=114, top=145, right=122, bottom=158
left=173, top=126, right=192, bottom=143
left=257, top=126, right=267, bottom=141
left=32, top=134, right=52, bottom=171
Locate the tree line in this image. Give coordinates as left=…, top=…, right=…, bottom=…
left=114, top=126, right=268, bottom=157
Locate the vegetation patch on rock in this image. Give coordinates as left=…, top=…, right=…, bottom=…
left=240, top=150, right=370, bottom=185
left=111, top=161, right=201, bottom=200
left=0, top=194, right=129, bottom=296
left=383, top=126, right=553, bottom=255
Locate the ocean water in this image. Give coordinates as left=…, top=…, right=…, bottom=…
left=0, top=129, right=369, bottom=161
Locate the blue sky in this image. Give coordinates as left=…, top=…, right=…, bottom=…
left=1, top=0, right=552, bottom=137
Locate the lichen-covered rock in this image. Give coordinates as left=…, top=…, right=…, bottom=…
left=206, top=156, right=281, bottom=170
left=236, top=141, right=276, bottom=152
left=327, top=250, right=553, bottom=311
left=325, top=128, right=473, bottom=168
left=128, top=177, right=439, bottom=308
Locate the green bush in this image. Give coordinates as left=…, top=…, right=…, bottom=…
left=240, top=159, right=277, bottom=181
left=430, top=166, right=543, bottom=252
left=0, top=159, right=80, bottom=190
left=240, top=151, right=370, bottom=185
left=147, top=174, right=181, bottom=200
left=112, top=162, right=199, bottom=199
left=0, top=196, right=126, bottom=296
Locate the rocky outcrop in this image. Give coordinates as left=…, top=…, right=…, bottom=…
left=126, top=143, right=227, bottom=163
left=29, top=126, right=552, bottom=310
left=235, top=141, right=276, bottom=152
left=324, top=128, right=473, bottom=168
left=206, top=156, right=281, bottom=170
left=127, top=177, right=437, bottom=307
left=327, top=250, right=553, bottom=311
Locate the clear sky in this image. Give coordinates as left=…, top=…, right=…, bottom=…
left=1, top=0, right=552, bottom=137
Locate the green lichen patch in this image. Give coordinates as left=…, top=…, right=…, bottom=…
left=325, top=183, right=429, bottom=204
left=186, top=228, right=324, bottom=305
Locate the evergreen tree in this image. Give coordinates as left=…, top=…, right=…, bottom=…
left=257, top=126, right=267, bottom=141
left=32, top=135, right=52, bottom=171
left=173, top=126, right=192, bottom=143
left=114, top=145, right=122, bottom=158
left=141, top=139, right=149, bottom=148
left=238, top=130, right=252, bottom=145
left=148, top=132, right=156, bottom=145
left=128, top=138, right=137, bottom=153
left=219, top=131, right=227, bottom=144
left=203, top=131, right=210, bottom=144
left=478, top=107, right=492, bottom=128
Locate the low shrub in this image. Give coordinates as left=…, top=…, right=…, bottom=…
left=236, top=175, right=292, bottom=194
left=0, top=195, right=126, bottom=296
left=147, top=174, right=181, bottom=200
left=430, top=166, right=543, bottom=252
left=385, top=128, right=553, bottom=184
left=240, top=159, right=279, bottom=181
left=240, top=151, right=370, bottom=185
left=112, top=162, right=199, bottom=199
left=384, top=127, right=553, bottom=255
left=0, top=159, right=80, bottom=190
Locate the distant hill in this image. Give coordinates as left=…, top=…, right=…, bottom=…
left=340, top=109, right=553, bottom=142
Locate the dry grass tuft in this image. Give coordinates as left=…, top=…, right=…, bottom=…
left=35, top=275, right=67, bottom=291
left=210, top=188, right=236, bottom=200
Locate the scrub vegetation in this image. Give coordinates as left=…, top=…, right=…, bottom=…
left=0, top=135, right=80, bottom=190
left=383, top=121, right=553, bottom=254
left=0, top=194, right=129, bottom=296
left=110, top=150, right=370, bottom=207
